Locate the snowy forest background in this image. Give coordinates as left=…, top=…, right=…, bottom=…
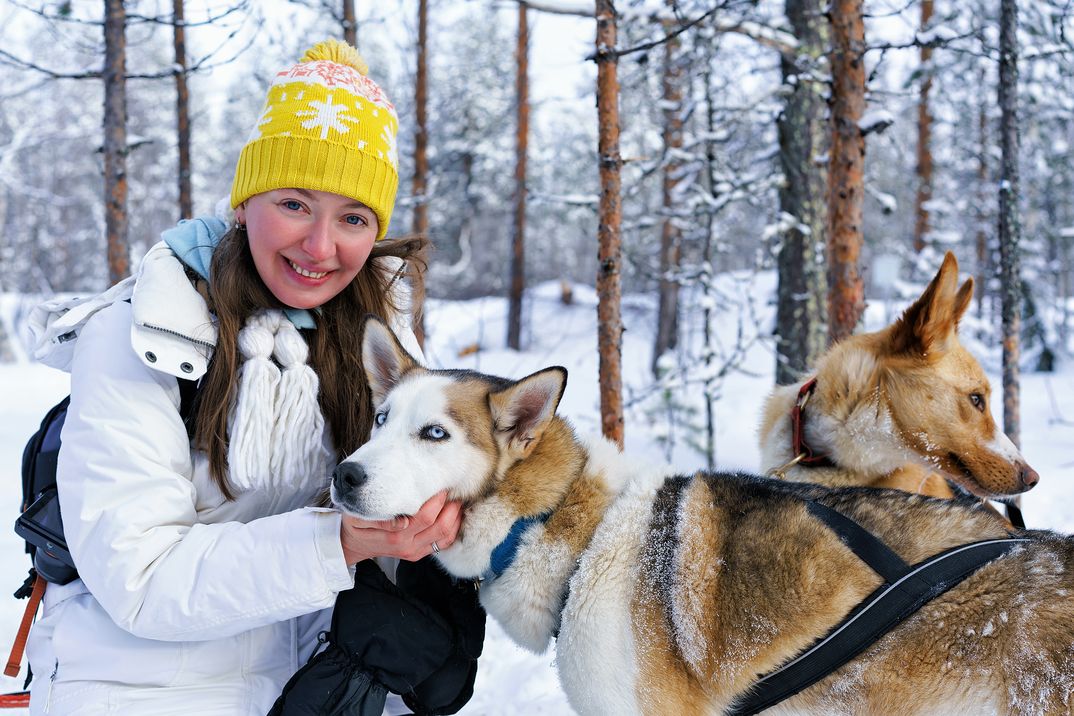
left=2, top=0, right=1074, bottom=711
left=1, top=0, right=1073, bottom=438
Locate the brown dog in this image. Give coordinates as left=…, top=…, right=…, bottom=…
left=759, top=251, right=1038, bottom=501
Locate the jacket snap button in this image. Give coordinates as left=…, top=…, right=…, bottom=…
left=180, top=362, right=194, bottom=373
left=144, top=351, right=157, bottom=363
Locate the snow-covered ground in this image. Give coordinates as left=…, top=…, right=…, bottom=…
left=1, top=275, right=1072, bottom=712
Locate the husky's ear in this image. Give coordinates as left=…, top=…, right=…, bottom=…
left=360, top=315, right=420, bottom=406
left=888, top=251, right=968, bottom=358
left=488, top=367, right=567, bottom=458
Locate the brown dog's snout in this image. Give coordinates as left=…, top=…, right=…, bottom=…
left=333, top=462, right=368, bottom=494
left=1019, top=463, right=1040, bottom=490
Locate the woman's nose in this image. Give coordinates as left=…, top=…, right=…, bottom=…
left=302, top=220, right=334, bottom=261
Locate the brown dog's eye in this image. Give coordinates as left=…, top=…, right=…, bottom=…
left=969, top=393, right=985, bottom=412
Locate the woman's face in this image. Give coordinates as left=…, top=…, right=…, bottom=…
left=235, top=188, right=379, bottom=310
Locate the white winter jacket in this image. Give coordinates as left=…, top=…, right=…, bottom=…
left=25, top=242, right=419, bottom=715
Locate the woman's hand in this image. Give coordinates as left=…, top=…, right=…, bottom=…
left=339, top=490, right=463, bottom=565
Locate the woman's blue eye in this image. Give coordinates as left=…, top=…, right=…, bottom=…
left=374, top=411, right=387, bottom=427
left=345, top=215, right=366, bottom=226
left=283, top=200, right=302, bottom=211
left=420, top=425, right=448, bottom=441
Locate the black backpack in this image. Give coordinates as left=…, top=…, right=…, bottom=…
left=14, top=378, right=200, bottom=592
left=4, top=379, right=200, bottom=684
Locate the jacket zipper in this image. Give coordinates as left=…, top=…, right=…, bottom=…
left=44, top=660, right=57, bottom=713
left=140, top=322, right=216, bottom=349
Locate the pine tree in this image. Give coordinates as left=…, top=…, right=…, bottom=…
left=507, top=3, right=529, bottom=351
left=826, top=0, right=867, bottom=344
left=998, top=0, right=1022, bottom=444
left=596, top=0, right=624, bottom=447
left=774, top=0, right=828, bottom=384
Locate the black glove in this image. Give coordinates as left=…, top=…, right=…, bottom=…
left=396, top=557, right=486, bottom=715
left=267, top=644, right=388, bottom=716
left=269, top=559, right=485, bottom=716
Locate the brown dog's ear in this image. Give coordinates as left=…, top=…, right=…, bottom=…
left=360, top=315, right=420, bottom=406
left=888, top=251, right=964, bottom=358
left=488, top=367, right=567, bottom=458
left=953, top=277, right=974, bottom=327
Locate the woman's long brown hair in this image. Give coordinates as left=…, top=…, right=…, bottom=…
left=192, top=226, right=428, bottom=500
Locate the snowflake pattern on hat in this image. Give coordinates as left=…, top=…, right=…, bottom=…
left=250, top=84, right=395, bottom=151
left=296, top=93, right=361, bottom=140
left=380, top=122, right=398, bottom=170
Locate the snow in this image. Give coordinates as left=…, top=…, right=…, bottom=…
left=1, top=277, right=1073, bottom=712
left=916, top=24, right=961, bottom=46
left=859, top=109, right=895, bottom=135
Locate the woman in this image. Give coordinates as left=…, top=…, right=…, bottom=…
left=26, top=40, right=472, bottom=715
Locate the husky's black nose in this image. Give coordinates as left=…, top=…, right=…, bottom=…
left=333, top=462, right=368, bottom=494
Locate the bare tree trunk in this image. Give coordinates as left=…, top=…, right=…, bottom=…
left=596, top=0, right=624, bottom=448
left=998, top=0, right=1021, bottom=446
left=774, top=0, right=828, bottom=384
left=912, top=0, right=934, bottom=254
left=104, top=0, right=129, bottom=286
left=1061, top=221, right=1072, bottom=349
left=173, top=0, right=192, bottom=220
left=701, top=65, right=718, bottom=469
left=651, top=6, right=683, bottom=376
left=411, top=0, right=428, bottom=349
left=507, top=3, right=529, bottom=351
left=975, top=57, right=989, bottom=324
left=826, top=0, right=866, bottom=344
left=342, top=0, right=357, bottom=48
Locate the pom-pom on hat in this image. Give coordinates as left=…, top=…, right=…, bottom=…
left=230, top=39, right=398, bottom=241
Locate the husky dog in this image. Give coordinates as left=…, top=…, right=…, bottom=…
left=333, top=316, right=1073, bottom=715
left=760, top=252, right=1038, bottom=501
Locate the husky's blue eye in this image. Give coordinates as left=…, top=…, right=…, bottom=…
left=969, top=393, right=985, bottom=412
left=374, top=411, right=388, bottom=427
left=420, top=425, right=449, bottom=441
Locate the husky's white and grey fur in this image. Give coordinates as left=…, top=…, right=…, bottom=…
left=332, top=316, right=1074, bottom=715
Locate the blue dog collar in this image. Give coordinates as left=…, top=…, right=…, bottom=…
left=480, top=513, right=551, bottom=583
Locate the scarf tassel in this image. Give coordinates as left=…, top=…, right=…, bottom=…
left=228, top=310, right=327, bottom=492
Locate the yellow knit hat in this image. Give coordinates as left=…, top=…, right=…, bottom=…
left=230, top=40, right=398, bottom=241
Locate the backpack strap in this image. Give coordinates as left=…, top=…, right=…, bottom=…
left=4, top=379, right=202, bottom=686
left=4, top=572, right=45, bottom=679
left=177, top=376, right=200, bottom=439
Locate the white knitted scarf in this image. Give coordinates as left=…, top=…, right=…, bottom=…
left=228, top=309, right=330, bottom=491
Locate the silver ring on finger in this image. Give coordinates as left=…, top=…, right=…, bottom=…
left=431, top=541, right=440, bottom=555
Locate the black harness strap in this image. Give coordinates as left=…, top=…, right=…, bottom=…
left=1006, top=501, right=1026, bottom=529
left=805, top=502, right=910, bottom=582
left=727, top=502, right=1029, bottom=716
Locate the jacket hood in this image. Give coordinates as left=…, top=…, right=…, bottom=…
left=31, top=234, right=219, bottom=378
